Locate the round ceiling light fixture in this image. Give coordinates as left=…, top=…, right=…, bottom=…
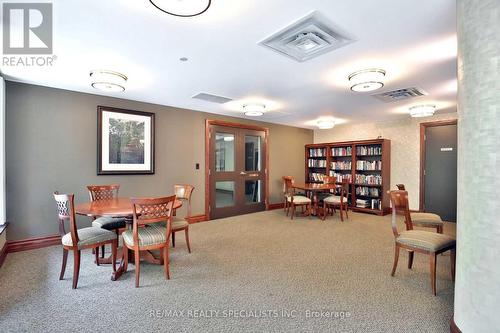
left=90, top=70, right=127, bottom=92
left=149, top=0, right=211, bottom=17
left=348, top=68, right=386, bottom=92
left=317, top=120, right=336, bottom=129
left=409, top=104, right=436, bottom=118
left=243, top=103, right=266, bottom=117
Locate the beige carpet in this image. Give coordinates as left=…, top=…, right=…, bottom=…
left=0, top=210, right=455, bottom=332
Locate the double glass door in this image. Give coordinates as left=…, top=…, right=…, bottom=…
left=209, top=125, right=267, bottom=219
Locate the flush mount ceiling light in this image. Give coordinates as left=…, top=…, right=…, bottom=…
left=89, top=70, right=127, bottom=92
left=317, top=120, right=335, bottom=129
left=348, top=69, right=386, bottom=92
left=243, top=104, right=266, bottom=116
left=149, top=0, right=211, bottom=17
left=409, top=104, right=436, bottom=118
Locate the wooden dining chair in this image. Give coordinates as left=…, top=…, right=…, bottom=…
left=284, top=177, right=312, bottom=219
left=171, top=184, right=194, bottom=253
left=388, top=190, right=456, bottom=295
left=394, top=184, right=444, bottom=233
left=53, top=192, right=117, bottom=289
left=323, top=178, right=350, bottom=221
left=87, top=184, right=127, bottom=260
left=122, top=195, right=176, bottom=288
left=282, top=176, right=294, bottom=212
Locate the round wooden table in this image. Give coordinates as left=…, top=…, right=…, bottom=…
left=75, top=197, right=183, bottom=281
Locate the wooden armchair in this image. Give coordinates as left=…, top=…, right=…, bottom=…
left=171, top=184, right=194, bottom=253
left=388, top=190, right=455, bottom=295
left=53, top=192, right=117, bottom=289
left=394, top=184, right=444, bottom=233
left=323, top=178, right=350, bottom=221
left=283, top=177, right=312, bottom=219
left=87, top=184, right=127, bottom=260
left=123, top=195, right=176, bottom=287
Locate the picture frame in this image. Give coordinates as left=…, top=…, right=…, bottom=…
left=97, top=106, right=155, bottom=175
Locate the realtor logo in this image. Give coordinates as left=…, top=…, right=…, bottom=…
left=2, top=3, right=53, bottom=54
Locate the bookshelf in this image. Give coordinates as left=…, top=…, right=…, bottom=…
left=305, top=139, right=391, bottom=215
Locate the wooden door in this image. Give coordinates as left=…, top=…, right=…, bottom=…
left=208, top=125, right=267, bottom=219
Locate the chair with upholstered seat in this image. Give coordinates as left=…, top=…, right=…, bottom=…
left=388, top=190, right=455, bottom=295
left=283, top=177, right=311, bottom=219
left=282, top=176, right=294, bottom=213
left=394, top=184, right=444, bottom=233
left=122, top=195, right=176, bottom=287
left=87, top=184, right=127, bottom=261
left=323, top=178, right=350, bottom=221
left=171, top=184, right=194, bottom=253
left=53, top=192, right=117, bottom=289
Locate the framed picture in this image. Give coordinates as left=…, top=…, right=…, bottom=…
left=97, top=106, right=155, bottom=175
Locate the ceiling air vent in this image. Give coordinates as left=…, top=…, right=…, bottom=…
left=192, top=92, right=232, bottom=104
left=371, top=87, right=427, bottom=103
left=258, top=11, right=356, bottom=62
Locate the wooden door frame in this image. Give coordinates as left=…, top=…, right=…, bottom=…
left=205, top=119, right=270, bottom=220
left=419, top=119, right=458, bottom=211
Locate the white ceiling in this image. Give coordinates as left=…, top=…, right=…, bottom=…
left=0, top=0, right=457, bottom=129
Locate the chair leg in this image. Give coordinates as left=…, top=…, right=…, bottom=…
left=437, top=225, right=443, bottom=234
left=408, top=251, right=414, bottom=269
left=339, top=205, right=344, bottom=222
left=59, top=248, right=68, bottom=280
left=391, top=244, right=400, bottom=276
left=344, top=205, right=349, bottom=219
left=72, top=250, right=81, bottom=289
left=101, top=244, right=105, bottom=258
left=111, top=240, right=117, bottom=273
left=185, top=228, right=191, bottom=253
left=430, top=252, right=437, bottom=295
left=291, top=205, right=295, bottom=220
left=322, top=202, right=327, bottom=220
left=95, top=246, right=100, bottom=266
left=450, top=248, right=456, bottom=282
left=123, top=247, right=129, bottom=273
left=163, top=246, right=170, bottom=280
left=172, top=232, right=176, bottom=248
left=134, top=249, right=141, bottom=288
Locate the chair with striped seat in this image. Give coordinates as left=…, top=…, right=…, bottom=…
left=283, top=177, right=311, bottom=219
left=122, top=195, right=176, bottom=287
left=53, top=192, right=117, bottom=289
left=171, top=184, right=194, bottom=252
left=388, top=190, right=455, bottom=295
left=87, top=184, right=127, bottom=261
left=395, top=184, right=444, bottom=233
left=323, top=178, right=350, bottom=221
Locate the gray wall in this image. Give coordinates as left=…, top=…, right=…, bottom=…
left=6, top=82, right=312, bottom=241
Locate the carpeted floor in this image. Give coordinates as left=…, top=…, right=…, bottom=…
left=0, top=210, right=455, bottom=333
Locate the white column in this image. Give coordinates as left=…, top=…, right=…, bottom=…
left=455, top=0, right=500, bottom=331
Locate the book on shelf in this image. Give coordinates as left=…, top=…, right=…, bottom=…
left=309, top=148, right=326, bottom=157
left=356, top=145, right=382, bottom=156
left=356, top=186, right=380, bottom=197
left=356, top=198, right=382, bottom=210
left=356, top=160, right=382, bottom=171
left=330, top=161, right=351, bottom=170
left=331, top=146, right=352, bottom=156
left=308, top=159, right=327, bottom=168
left=309, top=173, right=326, bottom=182
left=329, top=172, right=352, bottom=182
left=355, top=174, right=382, bottom=185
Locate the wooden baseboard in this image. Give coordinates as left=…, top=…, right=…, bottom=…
left=268, top=203, right=285, bottom=210
left=6, top=234, right=61, bottom=253
left=0, top=241, right=7, bottom=269
left=450, top=317, right=462, bottom=333
left=186, top=214, right=208, bottom=224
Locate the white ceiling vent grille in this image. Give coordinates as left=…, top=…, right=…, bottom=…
left=258, top=11, right=356, bottom=62
left=192, top=92, right=232, bottom=104
left=371, top=87, right=427, bottom=103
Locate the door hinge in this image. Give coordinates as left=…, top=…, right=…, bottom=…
left=209, top=206, right=211, bottom=212
left=208, top=169, right=211, bottom=175
left=423, top=169, right=426, bottom=176
left=424, top=134, right=426, bottom=141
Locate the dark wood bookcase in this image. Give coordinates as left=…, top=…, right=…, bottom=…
left=305, top=139, right=391, bottom=215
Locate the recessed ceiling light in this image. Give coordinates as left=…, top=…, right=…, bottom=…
left=409, top=104, right=436, bottom=117
left=243, top=104, right=266, bottom=117
left=149, top=0, right=211, bottom=17
left=89, top=70, right=127, bottom=92
left=349, top=69, right=386, bottom=92
left=317, top=120, right=335, bottom=129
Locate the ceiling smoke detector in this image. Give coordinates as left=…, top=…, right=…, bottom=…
left=259, top=11, right=355, bottom=62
